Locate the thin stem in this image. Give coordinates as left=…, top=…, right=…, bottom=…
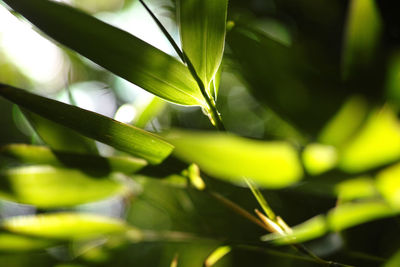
left=139, top=0, right=225, bottom=131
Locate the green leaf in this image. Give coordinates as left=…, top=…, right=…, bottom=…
left=0, top=165, right=128, bottom=207
left=164, top=130, right=303, bottom=188
left=342, top=0, right=382, bottom=79
left=376, top=163, right=400, bottom=209
left=2, top=0, right=204, bottom=106
left=2, top=213, right=131, bottom=240
left=0, top=232, right=54, bottom=251
left=301, top=143, right=338, bottom=175
left=134, top=97, right=167, bottom=129
left=178, top=0, right=228, bottom=92
left=0, top=144, right=147, bottom=174
left=22, top=109, right=98, bottom=154
left=263, top=201, right=397, bottom=244
left=339, top=106, right=400, bottom=173
left=0, top=84, right=174, bottom=164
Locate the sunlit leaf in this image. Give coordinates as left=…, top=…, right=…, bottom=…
left=318, top=96, right=368, bottom=147
left=2, top=213, right=131, bottom=240
left=327, top=201, right=396, bottom=232
left=0, top=166, right=128, bottom=207
left=263, top=201, right=397, bottom=244
left=1, top=144, right=147, bottom=174
left=0, top=232, right=54, bottom=251
left=165, top=130, right=303, bottom=188
left=261, top=215, right=327, bottom=244
left=204, top=246, right=231, bottom=267
left=302, top=143, right=338, bottom=175
left=0, top=84, right=174, bottom=164
left=376, top=163, right=400, bottom=208
left=342, top=0, right=382, bottom=79
left=2, top=0, right=204, bottom=106
left=339, top=106, right=400, bottom=172
left=134, top=96, right=167, bottom=129
left=178, top=0, right=227, bottom=93
left=335, top=177, right=377, bottom=202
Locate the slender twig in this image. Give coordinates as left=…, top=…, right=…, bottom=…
left=138, top=0, right=225, bottom=131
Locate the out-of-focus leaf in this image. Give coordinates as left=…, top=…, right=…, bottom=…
left=0, top=84, right=174, bottom=164
left=335, top=177, right=377, bottom=202
left=376, top=163, right=400, bottom=208
left=386, top=249, right=400, bottom=267
left=261, top=215, right=327, bottom=244
left=327, top=201, right=396, bottom=232
left=263, top=201, right=397, bottom=244
left=318, top=96, right=368, bottom=147
left=1, top=144, right=147, bottom=174
left=134, top=97, right=166, bottom=129
left=0, top=166, right=128, bottom=208
left=342, top=0, right=382, bottom=79
left=2, top=213, right=131, bottom=240
left=178, top=0, right=227, bottom=93
left=302, top=143, right=338, bottom=175
left=0, top=232, right=54, bottom=251
left=165, top=130, right=303, bottom=188
left=339, top=106, right=400, bottom=172
left=2, top=0, right=204, bottom=106
left=204, top=245, right=231, bottom=267
left=22, top=110, right=98, bottom=154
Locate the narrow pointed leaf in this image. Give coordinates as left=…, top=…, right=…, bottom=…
left=1, top=144, right=147, bottom=174
left=165, top=130, right=303, bottom=188
left=0, top=84, right=174, bottom=164
left=0, top=165, right=128, bottom=207
left=178, top=0, right=228, bottom=91
left=2, top=0, right=204, bottom=106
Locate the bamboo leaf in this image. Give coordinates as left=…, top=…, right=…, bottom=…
left=2, top=0, right=204, bottom=106
left=178, top=0, right=227, bottom=93
left=0, top=232, right=54, bottom=251
left=0, top=84, right=174, bottom=164
left=2, top=213, right=132, bottom=240
left=0, top=165, right=129, bottom=208
left=164, top=130, right=303, bottom=188
left=1, top=144, right=147, bottom=174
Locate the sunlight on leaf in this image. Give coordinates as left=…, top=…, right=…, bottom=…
left=178, top=0, right=228, bottom=93
left=263, top=201, right=397, bottom=244
left=0, top=84, right=174, bottom=164
left=1, top=144, right=147, bottom=174
left=328, top=201, right=396, bottom=232
left=335, top=177, right=377, bottom=202
left=204, top=246, right=231, bottom=267
left=2, top=213, right=131, bottom=240
left=165, top=130, right=303, bottom=188
left=302, top=143, right=338, bottom=175
left=0, top=232, right=53, bottom=251
left=0, top=166, right=128, bottom=208
left=385, top=249, right=400, bottom=267
left=376, top=163, right=400, bottom=208
left=339, top=106, right=400, bottom=172
left=262, top=215, right=327, bottom=245
left=2, top=0, right=204, bottom=106
left=134, top=96, right=166, bottom=129
left=318, top=96, right=368, bottom=147
left=342, top=0, right=382, bottom=79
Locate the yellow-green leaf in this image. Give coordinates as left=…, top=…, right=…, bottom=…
left=165, top=130, right=303, bottom=188
left=178, top=0, right=227, bottom=93
left=0, top=166, right=128, bottom=208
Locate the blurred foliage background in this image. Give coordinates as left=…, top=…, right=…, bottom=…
left=1, top=0, right=400, bottom=266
